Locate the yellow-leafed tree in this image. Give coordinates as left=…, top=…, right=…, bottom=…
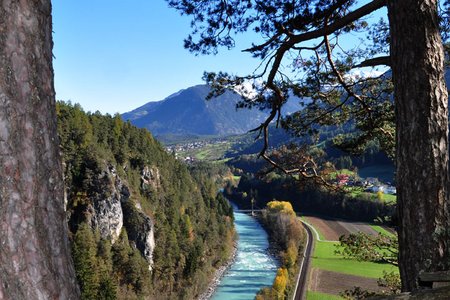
left=272, top=268, right=288, bottom=300
left=267, top=200, right=295, bottom=215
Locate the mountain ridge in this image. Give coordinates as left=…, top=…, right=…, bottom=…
left=122, top=84, right=302, bottom=137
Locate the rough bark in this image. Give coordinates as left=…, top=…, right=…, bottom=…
left=387, top=0, right=449, bottom=292
left=0, top=1, right=80, bottom=299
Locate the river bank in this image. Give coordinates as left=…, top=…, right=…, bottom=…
left=197, top=244, right=238, bottom=300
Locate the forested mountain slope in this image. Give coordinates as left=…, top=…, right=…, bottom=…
left=57, top=102, right=234, bottom=299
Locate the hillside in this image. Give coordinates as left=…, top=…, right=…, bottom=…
left=57, top=102, right=234, bottom=299
left=122, top=84, right=302, bottom=137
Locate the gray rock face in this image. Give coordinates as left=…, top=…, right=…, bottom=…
left=134, top=212, right=155, bottom=270
left=121, top=198, right=156, bottom=271
left=144, top=224, right=156, bottom=270
left=90, top=164, right=128, bottom=244
left=87, top=162, right=156, bottom=270
left=141, top=165, right=161, bottom=190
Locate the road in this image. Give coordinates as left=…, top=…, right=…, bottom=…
left=292, top=220, right=314, bottom=300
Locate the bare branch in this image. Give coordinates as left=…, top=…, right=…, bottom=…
left=324, top=34, right=371, bottom=112
left=292, top=39, right=325, bottom=51
left=354, top=56, right=391, bottom=68
left=243, top=32, right=283, bottom=53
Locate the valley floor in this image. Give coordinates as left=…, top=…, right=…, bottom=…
left=303, top=216, right=398, bottom=299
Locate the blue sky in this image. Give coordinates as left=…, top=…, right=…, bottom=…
left=53, top=1, right=387, bottom=115
left=52, top=1, right=262, bottom=114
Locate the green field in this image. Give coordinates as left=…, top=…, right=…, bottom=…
left=307, top=291, right=344, bottom=300
left=232, top=175, right=241, bottom=181
left=371, top=225, right=396, bottom=237
left=382, top=193, right=397, bottom=203
left=312, top=241, right=398, bottom=278
left=304, top=210, right=398, bottom=298
left=331, top=169, right=356, bottom=178
left=178, top=142, right=232, bottom=161
left=347, top=188, right=397, bottom=204
left=198, top=143, right=231, bottom=160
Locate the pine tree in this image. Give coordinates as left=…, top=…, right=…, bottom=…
left=73, top=223, right=100, bottom=299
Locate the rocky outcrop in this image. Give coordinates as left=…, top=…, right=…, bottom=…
left=121, top=199, right=155, bottom=270
left=82, top=162, right=155, bottom=269
left=89, top=164, right=128, bottom=244
left=141, top=166, right=161, bottom=190
left=133, top=212, right=155, bottom=270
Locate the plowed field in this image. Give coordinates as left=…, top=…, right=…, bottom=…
left=304, top=216, right=379, bottom=241
left=309, top=268, right=383, bottom=295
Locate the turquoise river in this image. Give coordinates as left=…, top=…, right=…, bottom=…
left=211, top=204, right=278, bottom=299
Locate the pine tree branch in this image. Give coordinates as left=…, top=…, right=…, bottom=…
left=354, top=56, right=391, bottom=68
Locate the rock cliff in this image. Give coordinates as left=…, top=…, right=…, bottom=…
left=86, top=163, right=155, bottom=269
left=122, top=200, right=156, bottom=270
left=141, top=165, right=161, bottom=190
left=89, top=164, right=125, bottom=244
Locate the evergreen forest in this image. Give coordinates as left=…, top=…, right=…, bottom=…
left=56, top=102, right=235, bottom=299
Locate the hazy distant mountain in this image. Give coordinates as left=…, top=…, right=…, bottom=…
left=123, top=84, right=302, bottom=137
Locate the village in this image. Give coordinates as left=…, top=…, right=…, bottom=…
left=335, top=173, right=397, bottom=195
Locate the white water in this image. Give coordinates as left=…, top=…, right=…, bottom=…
left=212, top=206, right=277, bottom=299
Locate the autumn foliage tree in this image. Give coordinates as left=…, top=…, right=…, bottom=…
left=259, top=200, right=304, bottom=298
left=272, top=268, right=289, bottom=300
left=264, top=201, right=303, bottom=251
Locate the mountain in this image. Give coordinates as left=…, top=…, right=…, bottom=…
left=123, top=84, right=302, bottom=137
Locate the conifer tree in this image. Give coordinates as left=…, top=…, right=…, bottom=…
left=73, top=223, right=100, bottom=300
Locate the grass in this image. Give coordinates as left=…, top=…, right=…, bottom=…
left=214, top=158, right=232, bottom=163
left=346, top=188, right=396, bottom=204
left=178, top=141, right=234, bottom=161
left=338, top=169, right=356, bottom=175
left=194, top=149, right=210, bottom=160
left=232, top=175, right=241, bottom=181
left=381, top=193, right=397, bottom=203
left=307, top=291, right=344, bottom=300
left=347, top=188, right=366, bottom=198
left=371, top=225, right=396, bottom=237
left=311, top=241, right=398, bottom=278
left=329, top=169, right=356, bottom=179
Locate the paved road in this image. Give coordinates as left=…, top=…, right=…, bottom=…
left=292, top=220, right=314, bottom=300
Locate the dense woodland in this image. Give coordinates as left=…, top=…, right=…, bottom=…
left=227, top=135, right=393, bottom=179
left=56, top=102, right=234, bottom=299
left=227, top=174, right=395, bottom=223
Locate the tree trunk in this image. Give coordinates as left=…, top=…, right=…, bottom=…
left=387, top=0, right=450, bottom=292
left=0, top=1, right=80, bottom=299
